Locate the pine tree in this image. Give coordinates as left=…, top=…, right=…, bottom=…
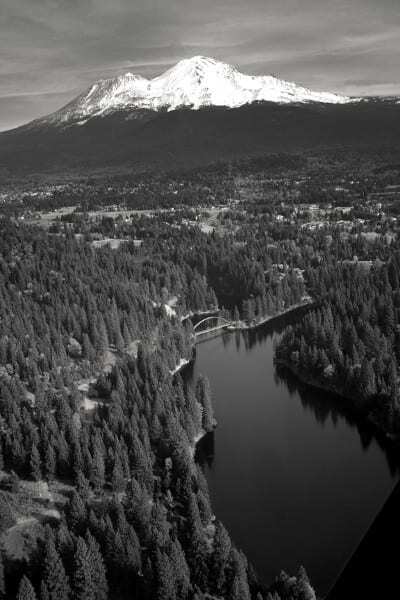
left=44, top=444, right=56, bottom=481
left=211, top=522, right=231, bottom=594
left=0, top=492, right=14, bottom=533
left=185, top=493, right=208, bottom=587
left=111, top=457, right=125, bottom=492
left=96, top=316, right=109, bottom=356
left=387, top=357, right=398, bottom=399
left=123, top=524, right=142, bottom=574
left=56, top=522, right=76, bottom=573
left=228, top=549, right=250, bottom=600
left=72, top=537, right=94, bottom=600
left=75, top=470, right=91, bottom=500
left=90, top=448, right=105, bottom=492
left=17, top=576, right=37, bottom=600
left=154, top=549, right=176, bottom=600
left=169, top=538, right=190, bottom=600
left=30, top=443, right=42, bottom=481
left=85, top=531, right=108, bottom=600
left=82, top=333, right=96, bottom=362
left=195, top=375, right=214, bottom=432
left=42, top=534, right=70, bottom=600
left=294, top=566, right=315, bottom=600
left=360, top=358, right=377, bottom=398
left=67, top=490, right=87, bottom=534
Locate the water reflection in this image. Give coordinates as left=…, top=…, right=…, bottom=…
left=196, top=430, right=215, bottom=469
left=196, top=367, right=400, bottom=478
left=189, top=314, right=400, bottom=594
left=196, top=304, right=312, bottom=351
left=275, top=363, right=400, bottom=477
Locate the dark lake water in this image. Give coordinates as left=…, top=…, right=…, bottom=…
left=187, top=315, right=400, bottom=596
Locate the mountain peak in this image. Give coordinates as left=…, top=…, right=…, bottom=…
left=173, top=55, right=222, bottom=67
left=162, top=55, right=227, bottom=73
left=37, top=56, right=352, bottom=126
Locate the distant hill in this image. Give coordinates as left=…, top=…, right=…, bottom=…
left=1, top=95, right=400, bottom=179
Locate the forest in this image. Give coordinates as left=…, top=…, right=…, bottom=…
left=2, top=148, right=400, bottom=215
left=0, top=217, right=313, bottom=600
left=1, top=152, right=400, bottom=599
left=276, top=256, right=400, bottom=433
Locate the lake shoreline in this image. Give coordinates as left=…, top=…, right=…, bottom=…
left=275, top=358, right=400, bottom=442
left=188, top=300, right=400, bottom=595
left=230, top=298, right=314, bottom=332
left=194, top=299, right=314, bottom=342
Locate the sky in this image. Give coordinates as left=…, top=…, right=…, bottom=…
left=1, top=0, right=399, bottom=131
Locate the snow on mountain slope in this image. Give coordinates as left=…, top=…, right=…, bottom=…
left=40, top=56, right=352, bottom=126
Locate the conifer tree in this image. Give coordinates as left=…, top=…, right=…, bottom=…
left=154, top=549, right=176, bottom=600
left=17, top=576, right=37, bottom=600
left=82, top=334, right=96, bottom=362
left=44, top=444, right=56, bottom=481
left=72, top=537, right=94, bottom=600
left=185, top=493, right=208, bottom=587
left=30, top=443, right=42, bottom=481
left=294, top=566, right=315, bottom=600
left=67, top=490, right=87, bottom=534
left=228, top=549, right=250, bottom=600
left=96, top=316, right=109, bottom=356
left=123, top=524, right=142, bottom=573
left=85, top=531, right=108, bottom=600
left=42, top=536, right=70, bottom=600
left=195, top=375, right=214, bottom=432
left=211, top=522, right=231, bottom=594
left=169, top=538, right=190, bottom=600
left=0, top=493, right=14, bottom=533
left=56, top=522, right=76, bottom=573
left=111, top=457, right=125, bottom=492
left=75, top=471, right=91, bottom=500
left=90, top=448, right=105, bottom=491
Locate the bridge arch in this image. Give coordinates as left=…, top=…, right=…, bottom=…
left=193, top=315, right=232, bottom=333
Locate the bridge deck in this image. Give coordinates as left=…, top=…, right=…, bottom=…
left=195, top=324, right=230, bottom=336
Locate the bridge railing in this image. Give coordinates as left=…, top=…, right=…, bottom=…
left=193, top=316, right=232, bottom=333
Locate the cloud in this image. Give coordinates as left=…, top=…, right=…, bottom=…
left=0, top=91, right=76, bottom=131
left=1, top=0, right=400, bottom=130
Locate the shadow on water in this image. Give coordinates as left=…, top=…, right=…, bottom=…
left=195, top=303, right=400, bottom=478
left=196, top=364, right=400, bottom=479
left=195, top=429, right=215, bottom=469
left=187, top=306, right=400, bottom=595
left=274, top=363, right=400, bottom=478
left=327, top=479, right=400, bottom=600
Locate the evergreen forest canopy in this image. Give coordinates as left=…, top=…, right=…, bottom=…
left=0, top=217, right=314, bottom=600
left=2, top=151, right=400, bottom=599
left=276, top=256, right=400, bottom=432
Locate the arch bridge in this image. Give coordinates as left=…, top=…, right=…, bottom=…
left=193, top=315, right=232, bottom=336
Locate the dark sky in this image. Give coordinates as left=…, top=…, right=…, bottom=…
left=1, top=0, right=399, bottom=131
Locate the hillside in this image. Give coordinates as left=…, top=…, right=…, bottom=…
left=1, top=100, right=400, bottom=179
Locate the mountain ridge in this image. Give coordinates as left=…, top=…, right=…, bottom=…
left=2, top=100, right=400, bottom=179
left=1, top=57, right=400, bottom=179
left=31, top=55, right=352, bottom=128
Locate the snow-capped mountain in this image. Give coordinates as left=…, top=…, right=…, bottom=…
left=40, top=56, right=352, bottom=126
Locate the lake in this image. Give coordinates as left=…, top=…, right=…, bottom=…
left=187, top=314, right=399, bottom=595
